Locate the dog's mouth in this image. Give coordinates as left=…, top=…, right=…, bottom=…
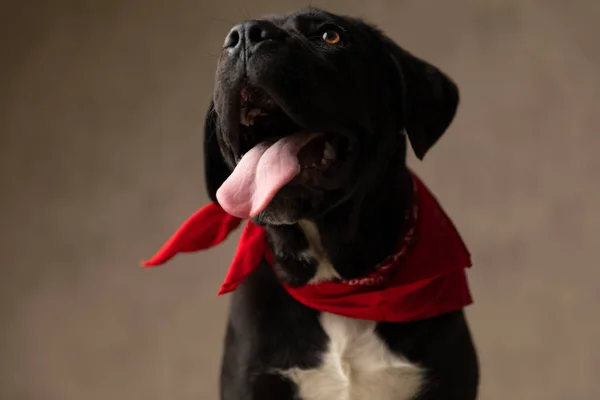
left=238, top=85, right=350, bottom=174
left=216, top=84, right=354, bottom=219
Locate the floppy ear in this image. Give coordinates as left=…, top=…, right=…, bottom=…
left=383, top=37, right=460, bottom=160
left=203, top=101, right=230, bottom=203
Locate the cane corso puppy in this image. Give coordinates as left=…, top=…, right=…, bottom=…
left=204, top=7, right=478, bottom=400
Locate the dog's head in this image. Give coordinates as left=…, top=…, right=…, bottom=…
left=204, top=8, right=459, bottom=225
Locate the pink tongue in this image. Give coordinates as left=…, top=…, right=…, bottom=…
left=216, top=132, right=317, bottom=219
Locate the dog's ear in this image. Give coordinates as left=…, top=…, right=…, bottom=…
left=203, top=101, right=230, bottom=203
left=382, top=37, right=459, bottom=160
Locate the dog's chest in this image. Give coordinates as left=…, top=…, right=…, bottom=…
left=280, top=313, right=423, bottom=400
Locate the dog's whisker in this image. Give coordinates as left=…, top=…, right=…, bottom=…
left=239, top=6, right=252, bottom=20
left=208, top=17, right=238, bottom=26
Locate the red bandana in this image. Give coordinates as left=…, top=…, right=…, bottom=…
left=143, top=173, right=473, bottom=322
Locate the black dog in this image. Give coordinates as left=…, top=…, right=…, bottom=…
left=202, top=8, right=479, bottom=400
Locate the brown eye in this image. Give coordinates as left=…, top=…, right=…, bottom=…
left=321, top=30, right=341, bottom=45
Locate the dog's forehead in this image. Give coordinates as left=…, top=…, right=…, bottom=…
left=260, top=8, right=353, bottom=32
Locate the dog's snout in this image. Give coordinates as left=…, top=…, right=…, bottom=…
left=224, top=21, right=286, bottom=50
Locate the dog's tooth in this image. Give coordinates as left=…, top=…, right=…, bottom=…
left=240, top=108, right=264, bottom=127
left=248, top=108, right=263, bottom=119
left=321, top=158, right=327, bottom=165
left=240, top=107, right=250, bottom=127
left=324, top=142, right=336, bottom=160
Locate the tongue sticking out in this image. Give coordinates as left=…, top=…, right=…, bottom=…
left=216, top=132, right=319, bottom=219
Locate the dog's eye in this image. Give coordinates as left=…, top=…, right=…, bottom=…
left=321, top=30, right=341, bottom=45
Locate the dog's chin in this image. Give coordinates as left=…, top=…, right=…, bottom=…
left=252, top=198, right=305, bottom=226
left=248, top=183, right=329, bottom=226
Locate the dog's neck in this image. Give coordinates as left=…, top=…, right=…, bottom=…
left=265, top=157, right=413, bottom=287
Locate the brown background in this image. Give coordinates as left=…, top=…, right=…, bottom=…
left=1, top=0, right=599, bottom=399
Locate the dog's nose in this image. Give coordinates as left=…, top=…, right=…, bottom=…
left=224, top=21, right=287, bottom=49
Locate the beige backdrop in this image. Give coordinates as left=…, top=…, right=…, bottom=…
left=1, top=0, right=599, bottom=399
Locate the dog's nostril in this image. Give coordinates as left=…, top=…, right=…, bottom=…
left=247, top=25, right=265, bottom=44
left=245, top=21, right=286, bottom=46
left=224, top=29, right=240, bottom=48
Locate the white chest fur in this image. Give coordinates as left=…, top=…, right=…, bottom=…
left=280, top=313, right=424, bottom=400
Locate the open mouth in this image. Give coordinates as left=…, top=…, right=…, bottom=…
left=238, top=84, right=349, bottom=176
left=216, top=84, right=353, bottom=220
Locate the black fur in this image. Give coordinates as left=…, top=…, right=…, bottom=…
left=203, top=8, right=479, bottom=399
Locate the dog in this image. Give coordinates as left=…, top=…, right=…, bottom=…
left=150, top=7, right=479, bottom=400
